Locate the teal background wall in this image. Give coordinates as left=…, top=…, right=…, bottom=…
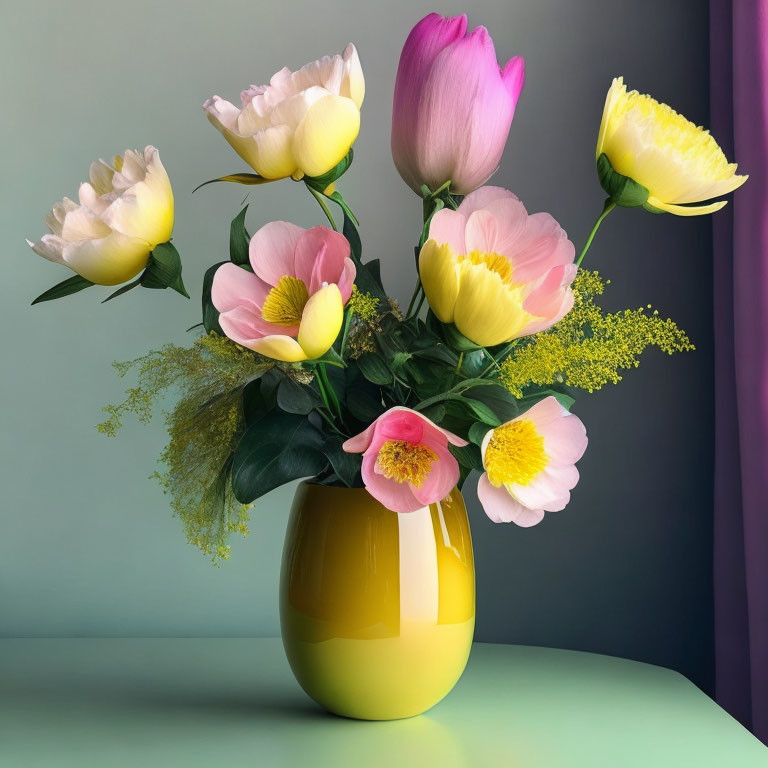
left=0, top=0, right=714, bottom=689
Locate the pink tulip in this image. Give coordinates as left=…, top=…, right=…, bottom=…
left=343, top=407, right=468, bottom=513
left=477, top=397, right=587, bottom=527
left=391, top=13, right=525, bottom=195
left=211, top=222, right=355, bottom=362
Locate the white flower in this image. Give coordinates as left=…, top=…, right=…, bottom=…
left=203, top=44, right=364, bottom=180
left=28, top=147, right=174, bottom=285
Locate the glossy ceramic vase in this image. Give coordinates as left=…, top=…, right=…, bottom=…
left=280, top=481, right=475, bottom=720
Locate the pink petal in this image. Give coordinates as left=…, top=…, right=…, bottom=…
left=410, top=444, right=460, bottom=506
left=293, top=226, right=352, bottom=295
left=457, top=186, right=519, bottom=217
left=428, top=209, right=467, bottom=253
left=249, top=221, right=305, bottom=286
left=338, top=258, right=356, bottom=304
left=342, top=422, right=377, bottom=454
left=211, top=262, right=270, bottom=313
left=501, top=56, right=525, bottom=106
left=391, top=13, right=468, bottom=193
left=363, top=454, right=423, bottom=513
left=477, top=474, right=545, bottom=526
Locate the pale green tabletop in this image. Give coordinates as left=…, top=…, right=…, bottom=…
left=1, top=639, right=766, bottom=767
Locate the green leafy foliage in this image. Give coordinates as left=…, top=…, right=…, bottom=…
left=31, top=274, right=94, bottom=305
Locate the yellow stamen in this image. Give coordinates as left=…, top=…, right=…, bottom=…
left=459, top=251, right=514, bottom=284
left=485, top=419, right=547, bottom=487
left=376, top=440, right=437, bottom=487
left=261, top=276, right=309, bottom=325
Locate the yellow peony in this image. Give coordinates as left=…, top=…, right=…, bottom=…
left=596, top=77, right=746, bottom=215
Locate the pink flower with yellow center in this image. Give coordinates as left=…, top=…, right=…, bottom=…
left=419, top=186, right=577, bottom=347
left=211, top=222, right=355, bottom=362
left=477, top=396, right=587, bottom=527
left=343, top=407, right=467, bottom=513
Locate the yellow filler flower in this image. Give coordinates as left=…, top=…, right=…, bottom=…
left=596, top=77, right=747, bottom=215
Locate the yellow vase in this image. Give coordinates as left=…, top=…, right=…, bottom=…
left=280, top=481, right=475, bottom=720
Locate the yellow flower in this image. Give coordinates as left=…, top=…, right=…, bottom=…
left=27, top=147, right=174, bottom=285
left=203, top=44, right=364, bottom=181
left=419, top=187, right=576, bottom=348
left=596, top=77, right=746, bottom=215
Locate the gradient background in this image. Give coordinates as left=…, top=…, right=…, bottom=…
left=0, top=0, right=714, bottom=691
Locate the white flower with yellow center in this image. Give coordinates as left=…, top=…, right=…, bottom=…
left=477, top=397, right=587, bottom=527
left=596, top=77, right=747, bottom=215
left=27, top=147, right=174, bottom=285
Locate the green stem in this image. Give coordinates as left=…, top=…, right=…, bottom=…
left=576, top=199, right=615, bottom=267
left=306, top=184, right=337, bottom=230
left=317, top=363, right=342, bottom=422
left=314, top=406, right=344, bottom=436
left=456, top=352, right=465, bottom=375
left=480, top=342, right=516, bottom=377
left=339, top=308, right=353, bottom=358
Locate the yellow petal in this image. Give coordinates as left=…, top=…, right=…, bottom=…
left=419, top=239, right=460, bottom=323
left=63, top=231, right=152, bottom=285
left=297, top=283, right=343, bottom=359
left=453, top=262, right=531, bottom=347
left=250, top=335, right=308, bottom=362
left=293, top=94, right=360, bottom=178
left=252, top=125, right=297, bottom=180
left=598, top=76, right=746, bottom=208
left=101, top=149, right=174, bottom=247
left=646, top=196, right=728, bottom=217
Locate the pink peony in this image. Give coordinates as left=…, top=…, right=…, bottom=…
left=477, top=397, right=587, bottom=527
left=343, top=407, right=468, bottom=513
left=211, top=222, right=355, bottom=362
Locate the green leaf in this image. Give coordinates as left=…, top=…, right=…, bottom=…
left=322, top=436, right=362, bottom=487
left=304, top=149, right=354, bottom=192
left=413, top=345, right=458, bottom=366
left=420, top=404, right=446, bottom=424
left=442, top=323, right=482, bottom=352
left=463, top=384, right=520, bottom=422
left=468, top=422, right=492, bottom=446
left=342, top=205, right=362, bottom=261
left=231, top=411, right=327, bottom=503
left=101, top=278, right=142, bottom=303
left=141, top=242, right=189, bottom=297
left=448, top=442, right=484, bottom=472
left=460, top=350, right=488, bottom=377
left=242, top=378, right=271, bottom=427
left=193, top=173, right=278, bottom=193
left=277, top=374, right=322, bottom=415
left=596, top=153, right=649, bottom=208
left=31, top=274, right=94, bottom=305
left=345, top=370, right=384, bottom=423
left=202, top=261, right=226, bottom=334
left=462, top=397, right=501, bottom=426
left=229, top=206, right=250, bottom=266
left=356, top=353, right=393, bottom=386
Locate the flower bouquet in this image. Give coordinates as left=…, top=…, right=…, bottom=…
left=28, top=12, right=744, bottom=720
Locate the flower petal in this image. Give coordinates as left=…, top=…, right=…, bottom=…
left=477, top=473, right=544, bottom=526
left=297, top=282, right=343, bottom=359
left=249, top=221, right=305, bottom=286
left=419, top=240, right=460, bottom=323
left=293, top=94, right=360, bottom=178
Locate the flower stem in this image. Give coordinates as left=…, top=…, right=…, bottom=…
left=576, top=199, right=615, bottom=267
left=306, top=184, right=337, bottom=230
left=456, top=352, right=465, bottom=375
left=316, top=363, right=342, bottom=422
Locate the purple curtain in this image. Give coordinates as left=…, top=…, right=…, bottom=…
left=711, top=0, right=768, bottom=743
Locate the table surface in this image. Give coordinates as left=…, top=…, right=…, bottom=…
left=1, top=638, right=766, bottom=768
